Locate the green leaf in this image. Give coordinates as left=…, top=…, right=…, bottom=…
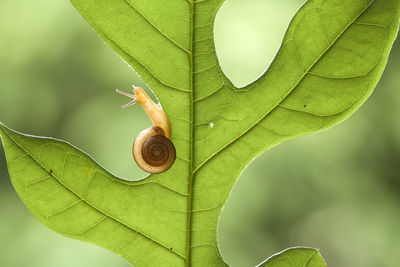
left=257, top=247, right=326, bottom=267
left=1, top=0, right=399, bottom=266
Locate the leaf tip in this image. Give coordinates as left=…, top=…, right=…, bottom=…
left=0, top=122, right=5, bottom=137
left=257, top=247, right=326, bottom=267
left=0, top=122, right=11, bottom=137
left=0, top=123, right=22, bottom=150
left=0, top=122, right=8, bottom=153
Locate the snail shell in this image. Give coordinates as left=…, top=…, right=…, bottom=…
left=133, top=126, right=176, bottom=174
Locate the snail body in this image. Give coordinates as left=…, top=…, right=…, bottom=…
left=116, top=87, right=176, bottom=173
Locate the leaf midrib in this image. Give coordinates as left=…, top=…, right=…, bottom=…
left=186, top=0, right=195, bottom=266
left=0, top=125, right=186, bottom=260
left=192, top=0, right=375, bottom=174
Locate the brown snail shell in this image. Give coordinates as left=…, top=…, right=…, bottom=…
left=133, top=126, right=176, bottom=174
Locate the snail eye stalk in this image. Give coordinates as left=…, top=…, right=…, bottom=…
left=115, top=89, right=137, bottom=108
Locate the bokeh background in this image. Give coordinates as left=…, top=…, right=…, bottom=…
left=1, top=0, right=399, bottom=266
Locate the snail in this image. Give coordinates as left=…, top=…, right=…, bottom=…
left=116, top=86, right=176, bottom=174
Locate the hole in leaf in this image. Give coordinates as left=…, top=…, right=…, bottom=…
left=214, top=0, right=305, bottom=88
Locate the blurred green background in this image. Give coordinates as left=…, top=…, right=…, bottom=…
left=0, top=0, right=399, bottom=266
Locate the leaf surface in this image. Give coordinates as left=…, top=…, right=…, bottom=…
left=1, top=0, right=400, bottom=266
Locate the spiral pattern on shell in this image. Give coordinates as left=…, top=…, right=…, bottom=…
left=142, top=135, right=174, bottom=166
